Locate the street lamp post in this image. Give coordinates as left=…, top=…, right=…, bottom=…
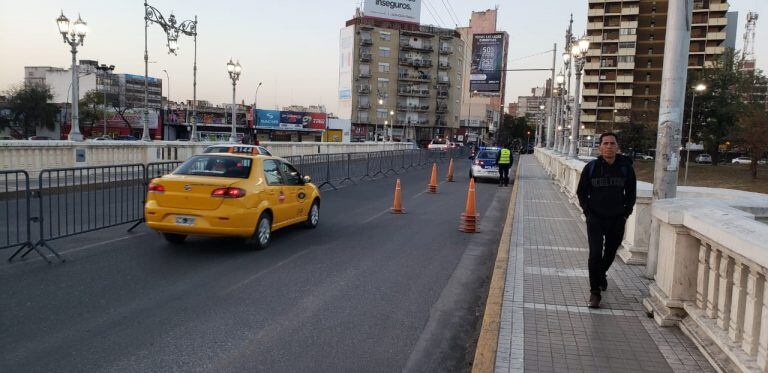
left=227, top=59, right=242, bottom=143
left=56, top=11, right=88, bottom=141
left=389, top=110, right=395, bottom=143
left=96, top=64, right=115, bottom=137
left=252, top=82, right=262, bottom=143
left=684, top=83, right=707, bottom=185
left=550, top=72, right=565, bottom=149
left=568, top=37, right=590, bottom=159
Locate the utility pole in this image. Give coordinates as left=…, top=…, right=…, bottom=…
left=545, top=43, right=557, bottom=148
left=645, top=0, right=692, bottom=278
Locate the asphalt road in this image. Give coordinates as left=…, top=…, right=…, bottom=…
left=0, top=158, right=513, bottom=372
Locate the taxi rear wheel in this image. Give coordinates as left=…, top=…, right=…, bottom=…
left=163, top=233, right=187, bottom=245
left=250, top=212, right=272, bottom=250
left=304, top=200, right=320, bottom=229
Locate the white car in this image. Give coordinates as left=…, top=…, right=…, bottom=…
left=427, top=139, right=449, bottom=151
left=638, top=154, right=653, bottom=160
left=469, top=148, right=501, bottom=180
left=695, top=154, right=712, bottom=164
left=731, top=157, right=752, bottom=165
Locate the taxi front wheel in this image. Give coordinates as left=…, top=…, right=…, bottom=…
left=304, top=201, right=320, bottom=229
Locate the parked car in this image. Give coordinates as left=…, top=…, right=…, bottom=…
left=759, top=159, right=767, bottom=165
left=635, top=153, right=654, bottom=160
left=92, top=136, right=111, bottom=141
left=695, top=154, right=712, bottom=164
left=27, top=136, right=52, bottom=140
left=116, top=135, right=139, bottom=141
left=731, top=157, right=752, bottom=165
left=469, top=147, right=500, bottom=181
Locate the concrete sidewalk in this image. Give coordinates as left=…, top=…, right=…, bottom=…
left=493, top=155, right=715, bottom=373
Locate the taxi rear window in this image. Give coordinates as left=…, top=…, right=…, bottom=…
left=175, top=155, right=252, bottom=178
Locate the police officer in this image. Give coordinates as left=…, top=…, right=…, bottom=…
left=496, top=144, right=513, bottom=187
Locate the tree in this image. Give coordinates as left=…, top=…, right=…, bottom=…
left=112, top=100, right=137, bottom=134
left=687, top=48, right=748, bottom=166
left=737, top=105, right=768, bottom=179
left=79, top=90, right=105, bottom=134
left=497, top=114, right=533, bottom=146
left=1, top=82, right=58, bottom=138
left=625, top=106, right=658, bottom=155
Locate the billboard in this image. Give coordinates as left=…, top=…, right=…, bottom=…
left=255, top=109, right=280, bottom=128
left=307, top=112, right=327, bottom=130
left=339, top=26, right=354, bottom=101
left=363, top=0, right=421, bottom=24
left=470, top=33, right=506, bottom=93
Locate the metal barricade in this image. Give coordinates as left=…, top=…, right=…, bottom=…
left=301, top=154, right=334, bottom=189
left=32, top=164, right=146, bottom=261
left=146, top=161, right=182, bottom=180
left=2, top=170, right=35, bottom=261
left=348, top=153, right=369, bottom=180
left=327, top=153, right=353, bottom=185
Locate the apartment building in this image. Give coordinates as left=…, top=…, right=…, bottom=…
left=339, top=15, right=464, bottom=144
left=582, top=0, right=732, bottom=137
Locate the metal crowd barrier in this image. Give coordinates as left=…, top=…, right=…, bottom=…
left=4, top=147, right=468, bottom=263
left=2, top=170, right=35, bottom=261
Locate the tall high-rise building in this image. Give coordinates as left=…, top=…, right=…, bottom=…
left=338, top=8, right=464, bottom=144
left=581, top=0, right=732, bottom=137
left=457, top=9, right=509, bottom=145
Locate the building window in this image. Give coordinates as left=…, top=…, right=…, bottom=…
left=620, top=28, right=636, bottom=35
left=379, top=47, right=391, bottom=57
left=378, top=63, right=390, bottom=73
left=377, top=109, right=388, bottom=119
left=619, top=42, right=635, bottom=49
left=379, top=31, right=391, bottom=41
left=377, top=78, right=389, bottom=93
left=618, top=56, right=634, bottom=63
left=645, top=86, right=650, bottom=95
left=646, top=73, right=651, bottom=81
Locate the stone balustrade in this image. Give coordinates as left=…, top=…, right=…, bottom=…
left=0, top=141, right=414, bottom=177
left=535, top=147, right=768, bottom=372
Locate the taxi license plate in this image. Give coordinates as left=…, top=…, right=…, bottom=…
left=174, top=216, right=196, bottom=226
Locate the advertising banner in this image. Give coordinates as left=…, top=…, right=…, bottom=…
left=470, top=33, right=506, bottom=93
left=255, top=109, right=280, bottom=128
left=307, top=112, right=327, bottom=130
left=363, top=0, right=421, bottom=23
left=279, top=111, right=304, bottom=129
left=339, top=26, right=354, bottom=101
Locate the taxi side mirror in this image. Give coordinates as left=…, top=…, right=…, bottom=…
left=303, top=175, right=312, bottom=184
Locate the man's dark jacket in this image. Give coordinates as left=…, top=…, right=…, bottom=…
left=576, top=154, right=637, bottom=219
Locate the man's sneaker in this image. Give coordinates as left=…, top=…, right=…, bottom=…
left=600, top=277, right=608, bottom=291
left=588, top=293, right=601, bottom=308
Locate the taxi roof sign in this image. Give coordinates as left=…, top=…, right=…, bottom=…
left=228, top=146, right=259, bottom=155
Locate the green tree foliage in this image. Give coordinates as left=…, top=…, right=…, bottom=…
left=79, top=90, right=106, bottom=132
left=737, top=105, right=768, bottom=179
left=497, top=114, right=534, bottom=147
left=1, top=82, right=58, bottom=138
left=686, top=48, right=748, bottom=165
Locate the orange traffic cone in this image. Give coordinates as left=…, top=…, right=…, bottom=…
left=446, top=158, right=455, bottom=182
left=459, top=177, right=479, bottom=233
left=390, top=179, right=405, bottom=214
left=427, top=163, right=438, bottom=194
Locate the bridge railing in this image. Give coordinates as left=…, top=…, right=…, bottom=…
left=1, top=170, right=33, bottom=257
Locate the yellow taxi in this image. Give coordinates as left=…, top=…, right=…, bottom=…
left=144, top=147, right=321, bottom=249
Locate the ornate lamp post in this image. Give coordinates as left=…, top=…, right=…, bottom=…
left=144, top=2, right=198, bottom=141
left=227, top=59, right=242, bottom=143
left=56, top=11, right=88, bottom=141
left=568, top=37, right=590, bottom=159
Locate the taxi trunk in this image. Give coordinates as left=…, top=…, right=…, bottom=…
left=151, top=175, right=242, bottom=210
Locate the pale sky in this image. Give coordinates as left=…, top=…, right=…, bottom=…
left=1, top=0, right=766, bottom=114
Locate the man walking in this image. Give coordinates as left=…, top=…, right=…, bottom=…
left=576, top=133, right=636, bottom=308
left=496, top=143, right=513, bottom=187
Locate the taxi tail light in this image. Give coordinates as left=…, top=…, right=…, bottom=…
left=211, top=187, right=246, bottom=198
left=148, top=182, right=165, bottom=193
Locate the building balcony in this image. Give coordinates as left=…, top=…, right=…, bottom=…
left=707, top=32, right=726, bottom=40
left=436, top=105, right=448, bottom=113
left=439, top=46, right=453, bottom=54
left=583, top=89, right=599, bottom=96
left=360, top=53, right=372, bottom=62
left=585, top=62, right=601, bottom=70
left=582, top=102, right=598, bottom=109
left=583, top=75, right=600, bottom=83
left=360, top=37, right=373, bottom=46
left=397, top=89, right=430, bottom=97
left=706, top=46, right=725, bottom=54
left=437, top=77, right=450, bottom=85
left=615, top=102, right=631, bottom=109
left=708, top=17, right=727, bottom=26
left=358, top=86, right=371, bottom=94
left=399, top=41, right=433, bottom=52
left=619, top=34, right=637, bottom=42
left=397, top=120, right=429, bottom=126
left=615, top=115, right=630, bottom=123
left=621, top=21, right=638, bottom=29
left=398, top=58, right=433, bottom=68
left=618, top=48, right=636, bottom=56
left=622, top=7, right=639, bottom=15
left=398, top=73, right=431, bottom=82
left=435, top=120, right=448, bottom=127
left=588, top=8, right=604, bottom=16
left=586, top=35, right=602, bottom=43
left=581, top=114, right=597, bottom=122
left=710, top=3, right=729, bottom=11
left=617, top=75, right=634, bottom=83
left=617, top=62, right=635, bottom=69
left=615, top=89, right=633, bottom=96
left=397, top=104, right=430, bottom=112
left=587, top=22, right=603, bottom=30
left=359, top=71, right=371, bottom=78
left=438, top=62, right=451, bottom=69
left=587, top=49, right=601, bottom=57
left=437, top=91, right=449, bottom=98
left=358, top=102, right=371, bottom=109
